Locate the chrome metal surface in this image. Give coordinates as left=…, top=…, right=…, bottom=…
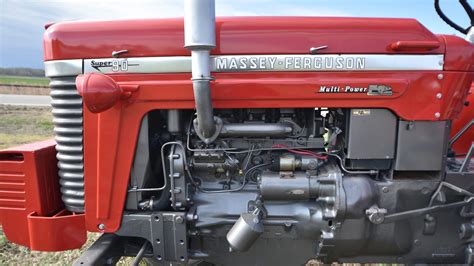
left=50, top=76, right=84, bottom=212
left=310, top=45, right=329, bottom=54
left=184, top=0, right=217, bottom=143
left=226, top=212, right=264, bottom=252
left=45, top=59, right=82, bottom=77
left=82, top=54, right=444, bottom=74
left=184, top=0, right=216, bottom=50
left=46, top=54, right=445, bottom=77
left=220, top=123, right=293, bottom=137
left=112, top=49, right=129, bottom=58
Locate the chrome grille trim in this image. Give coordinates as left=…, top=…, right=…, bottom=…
left=49, top=77, right=84, bottom=212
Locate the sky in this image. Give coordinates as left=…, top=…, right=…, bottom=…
left=0, top=0, right=472, bottom=69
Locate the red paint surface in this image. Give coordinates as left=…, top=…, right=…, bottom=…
left=0, top=140, right=86, bottom=251
left=44, top=17, right=446, bottom=60
left=76, top=73, right=123, bottom=113
left=451, top=84, right=474, bottom=155
left=442, top=35, right=474, bottom=72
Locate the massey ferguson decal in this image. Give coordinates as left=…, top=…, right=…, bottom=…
left=214, top=56, right=366, bottom=71
left=318, top=84, right=393, bottom=96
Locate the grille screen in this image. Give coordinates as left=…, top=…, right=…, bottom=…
left=50, top=77, right=84, bottom=212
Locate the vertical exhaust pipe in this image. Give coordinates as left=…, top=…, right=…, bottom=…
left=184, top=0, right=221, bottom=144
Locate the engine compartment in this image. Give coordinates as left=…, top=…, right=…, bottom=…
left=112, top=107, right=473, bottom=264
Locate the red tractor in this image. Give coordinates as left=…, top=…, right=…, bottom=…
left=0, top=0, right=473, bottom=264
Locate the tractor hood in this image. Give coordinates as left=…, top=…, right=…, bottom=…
left=44, top=17, right=474, bottom=73
left=44, top=16, right=447, bottom=60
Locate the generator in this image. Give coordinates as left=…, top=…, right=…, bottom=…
left=0, top=0, right=473, bottom=265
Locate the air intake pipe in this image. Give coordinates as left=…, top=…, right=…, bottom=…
left=184, top=0, right=221, bottom=144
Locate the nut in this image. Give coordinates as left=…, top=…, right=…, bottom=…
left=175, top=216, right=184, bottom=224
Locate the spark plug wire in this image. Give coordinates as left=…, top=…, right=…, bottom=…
left=271, top=144, right=328, bottom=160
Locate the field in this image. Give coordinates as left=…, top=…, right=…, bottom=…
left=0, top=75, right=49, bottom=87
left=0, top=75, right=50, bottom=95
left=0, top=105, right=53, bottom=149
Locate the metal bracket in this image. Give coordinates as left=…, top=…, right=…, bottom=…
left=379, top=198, right=473, bottom=224
left=366, top=181, right=474, bottom=225
left=116, top=212, right=188, bottom=263
left=168, top=143, right=190, bottom=210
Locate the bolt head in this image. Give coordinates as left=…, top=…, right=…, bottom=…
left=382, top=186, right=389, bottom=193
left=373, top=214, right=384, bottom=224
left=434, top=112, right=441, bottom=118
left=98, top=224, right=105, bottom=230
left=436, top=93, right=442, bottom=99
left=437, top=74, right=444, bottom=80
left=175, top=216, right=184, bottom=224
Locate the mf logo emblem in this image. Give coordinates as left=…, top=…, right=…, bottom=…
left=368, top=85, right=393, bottom=96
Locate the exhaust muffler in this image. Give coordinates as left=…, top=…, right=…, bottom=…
left=184, top=0, right=221, bottom=144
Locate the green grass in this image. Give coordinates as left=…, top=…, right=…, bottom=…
left=0, top=75, right=49, bottom=87
left=0, top=105, right=54, bottom=149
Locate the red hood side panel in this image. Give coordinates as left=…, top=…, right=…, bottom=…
left=451, top=84, right=474, bottom=155
left=441, top=35, right=474, bottom=72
